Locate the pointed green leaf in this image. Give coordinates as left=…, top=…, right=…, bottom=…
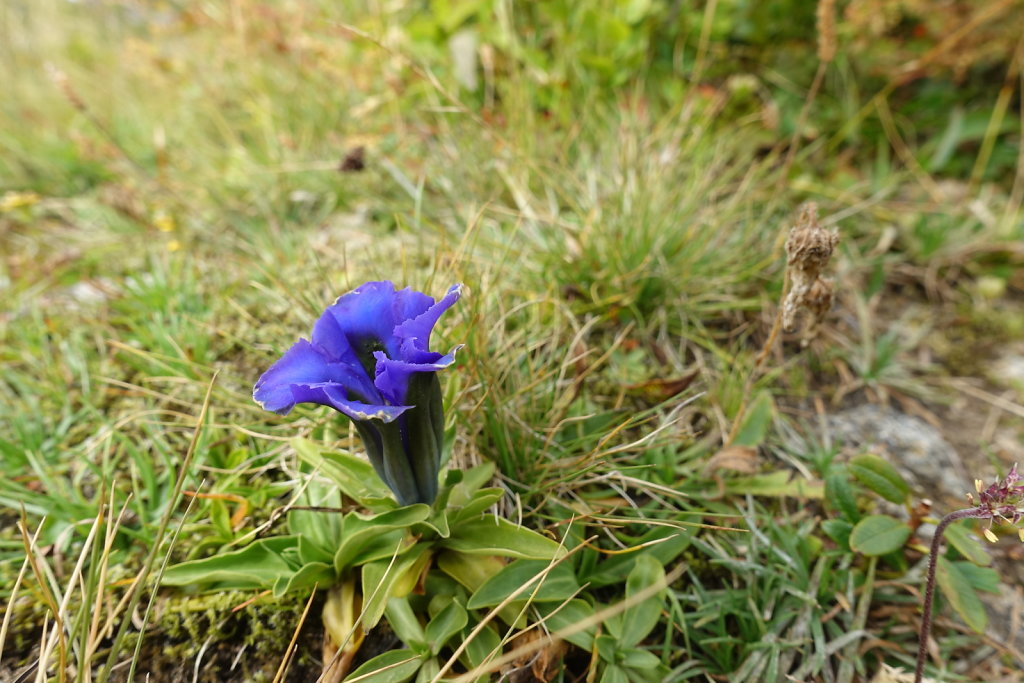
left=619, top=555, right=666, bottom=648
left=296, top=534, right=334, bottom=566
left=452, top=488, right=505, bottom=523
left=272, top=561, right=334, bottom=597
left=731, top=391, right=774, bottom=447
left=936, top=556, right=988, bottom=633
left=825, top=470, right=861, bottom=523
left=414, top=509, right=450, bottom=539
left=287, top=477, right=343, bottom=549
left=448, top=462, right=497, bottom=507
left=384, top=597, right=427, bottom=648
left=343, top=649, right=423, bottom=683
left=292, top=438, right=391, bottom=502
left=849, top=453, right=909, bottom=504
left=445, top=515, right=565, bottom=560
left=722, top=470, right=823, bottom=498
left=337, top=530, right=412, bottom=573
left=436, top=551, right=505, bottom=593
left=849, top=515, right=911, bottom=556
left=424, top=601, right=468, bottom=655
left=334, top=506, right=430, bottom=572
left=361, top=545, right=432, bottom=629
left=161, top=536, right=300, bottom=590
left=458, top=623, right=502, bottom=671
left=414, top=659, right=440, bottom=683
left=821, top=519, right=853, bottom=549
left=467, top=560, right=579, bottom=609
left=594, top=634, right=618, bottom=663
left=602, top=662, right=633, bottom=682
left=620, top=647, right=661, bottom=670
left=588, top=527, right=690, bottom=588
left=537, top=599, right=596, bottom=650
left=436, top=551, right=522, bottom=627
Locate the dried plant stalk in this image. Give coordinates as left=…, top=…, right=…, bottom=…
left=731, top=203, right=838, bottom=445
left=781, top=202, right=838, bottom=342
left=816, top=0, right=838, bottom=63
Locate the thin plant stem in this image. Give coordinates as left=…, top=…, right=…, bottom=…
left=725, top=268, right=790, bottom=446
left=914, top=507, right=984, bottom=683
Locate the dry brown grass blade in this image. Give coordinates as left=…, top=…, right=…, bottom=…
left=271, top=587, right=320, bottom=683
left=36, top=498, right=105, bottom=683
left=0, top=519, right=46, bottom=667
left=97, top=371, right=218, bottom=683
left=16, top=510, right=66, bottom=683
left=83, top=490, right=134, bottom=683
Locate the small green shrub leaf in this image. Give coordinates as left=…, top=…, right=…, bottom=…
left=849, top=515, right=912, bottom=556
left=954, top=560, right=1001, bottom=594
left=936, top=556, right=988, bottom=633
left=821, top=519, right=853, bottom=549
left=384, top=598, right=427, bottom=648
left=849, top=453, right=909, bottom=504
left=588, top=527, right=690, bottom=587
left=334, top=506, right=430, bottom=572
left=414, top=509, right=451, bottom=539
left=272, top=561, right=334, bottom=597
left=296, top=534, right=333, bottom=566
left=448, top=462, right=497, bottom=506
left=942, top=520, right=992, bottom=566
left=723, top=471, right=823, bottom=498
left=600, top=663, right=630, bottom=683
left=595, top=633, right=619, bottom=662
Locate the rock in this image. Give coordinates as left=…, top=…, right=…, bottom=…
left=827, top=404, right=969, bottom=501
left=993, top=352, right=1024, bottom=386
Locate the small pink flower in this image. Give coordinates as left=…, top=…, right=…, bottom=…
left=967, top=464, right=1024, bottom=541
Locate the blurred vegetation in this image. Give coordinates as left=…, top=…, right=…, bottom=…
left=1, top=0, right=1023, bottom=681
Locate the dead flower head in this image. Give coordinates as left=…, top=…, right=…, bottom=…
left=782, top=202, right=839, bottom=340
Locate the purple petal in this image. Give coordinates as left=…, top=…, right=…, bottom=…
left=253, top=339, right=380, bottom=414
left=393, top=284, right=462, bottom=353
left=253, top=340, right=334, bottom=413
left=289, top=383, right=410, bottom=423
left=373, top=347, right=462, bottom=405
left=323, top=281, right=435, bottom=358
left=311, top=305, right=363, bottom=368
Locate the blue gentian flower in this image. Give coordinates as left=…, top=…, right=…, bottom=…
left=254, top=281, right=463, bottom=505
